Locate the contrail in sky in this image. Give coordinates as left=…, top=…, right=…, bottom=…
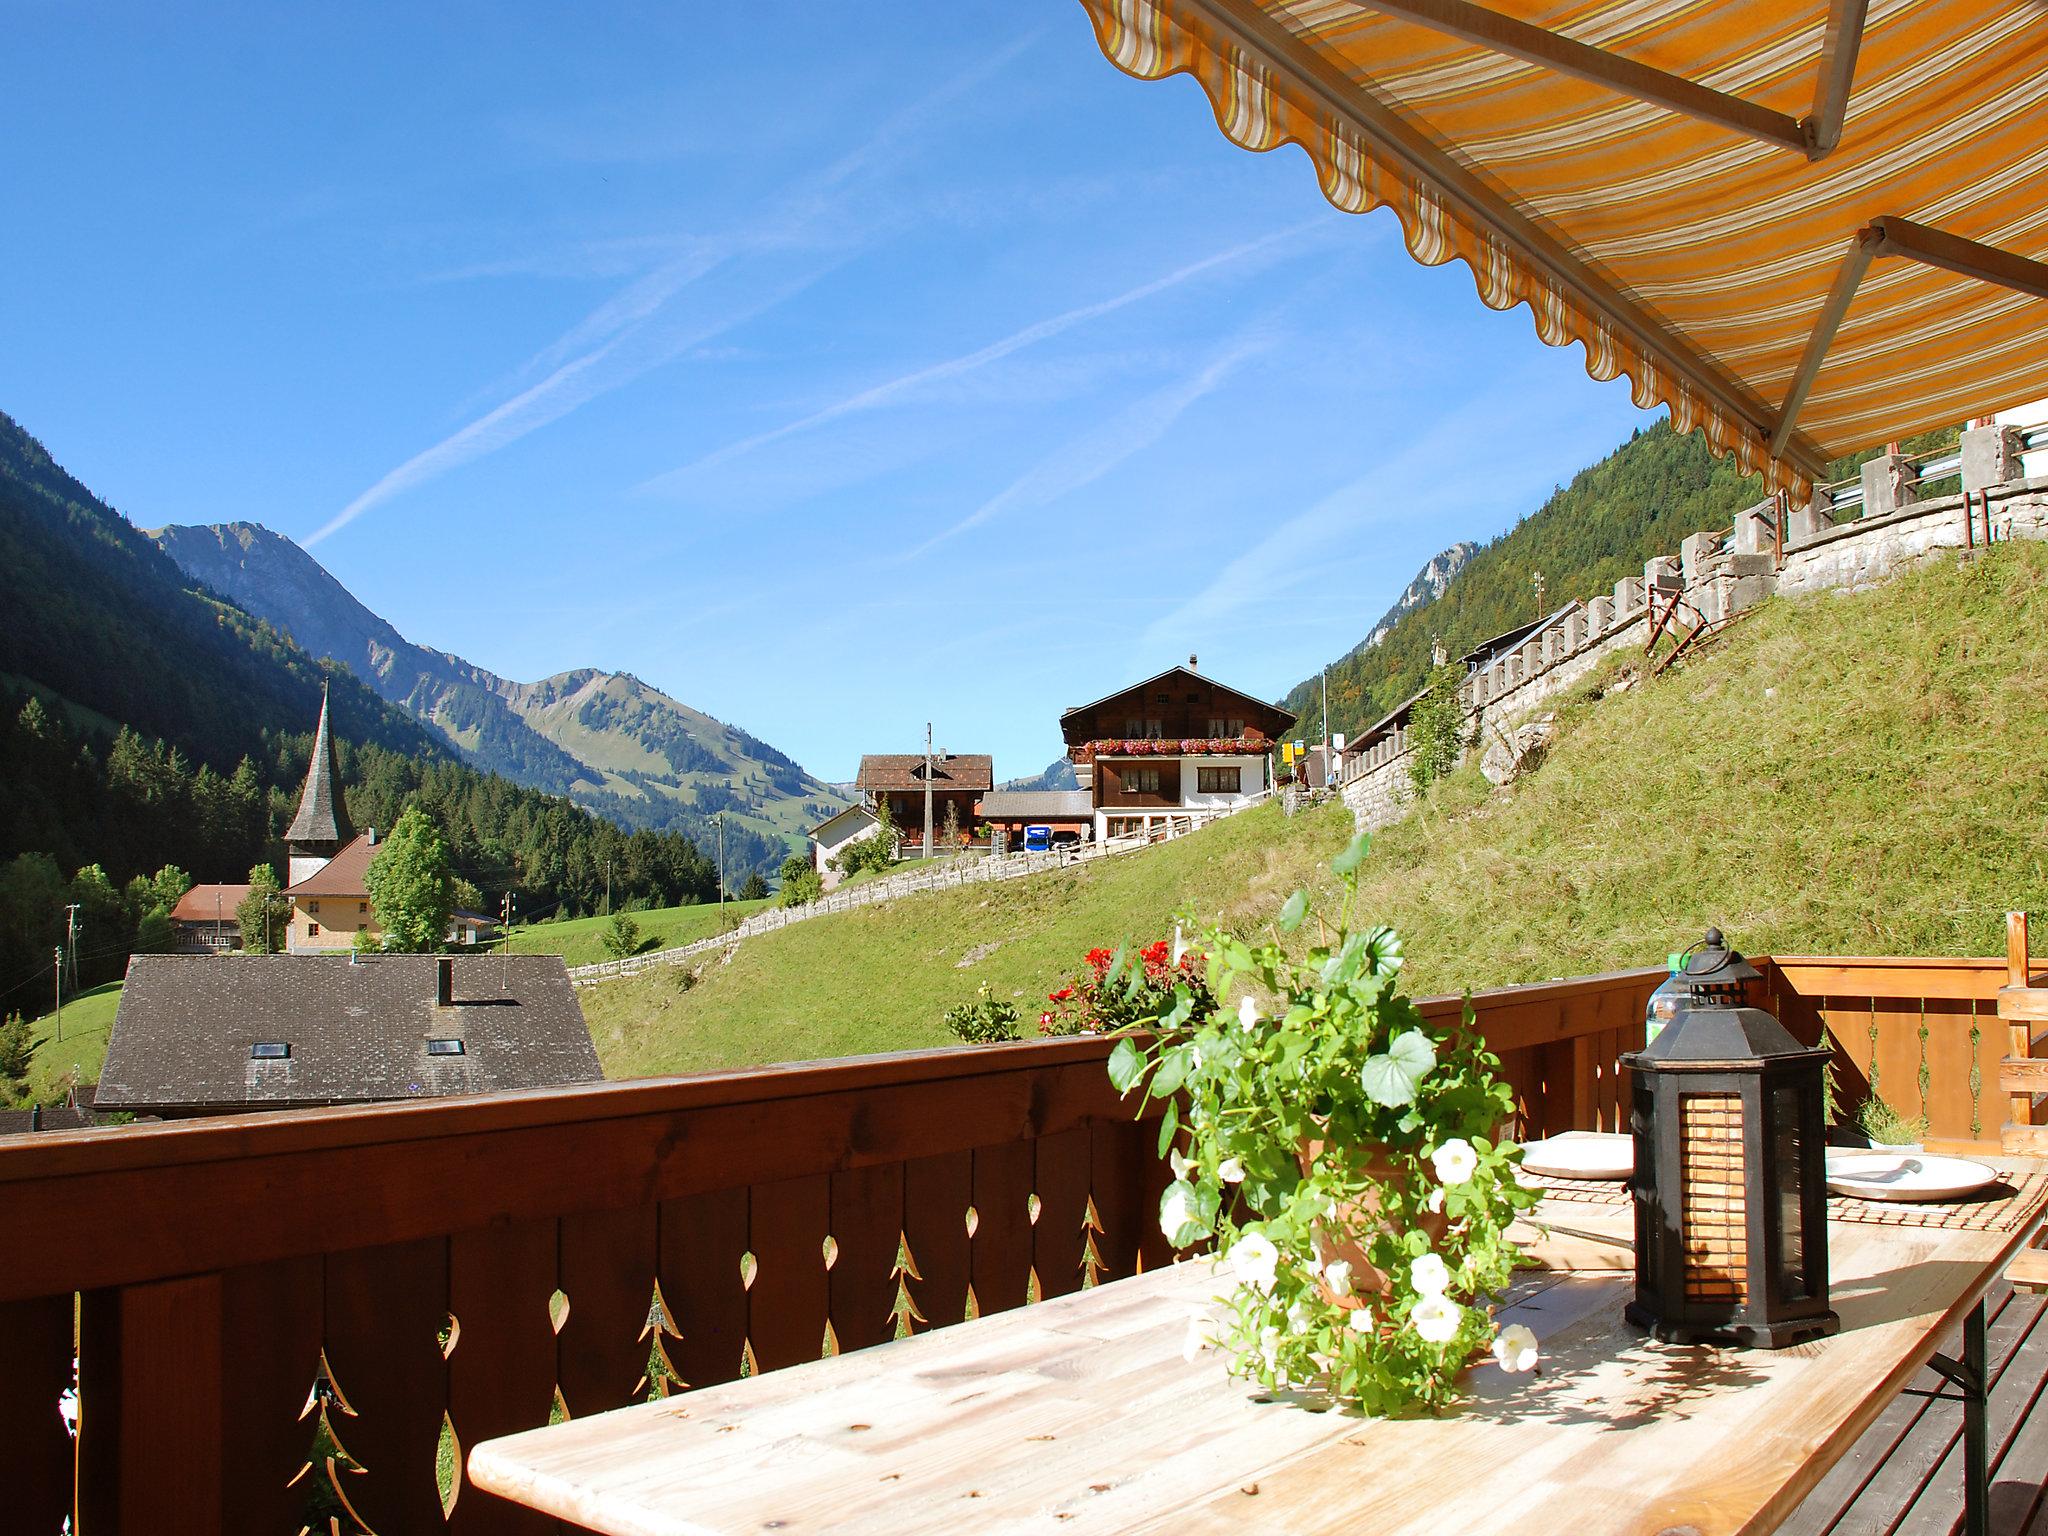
left=634, top=220, right=1322, bottom=496
left=899, top=327, right=1275, bottom=562
left=306, top=35, right=1039, bottom=547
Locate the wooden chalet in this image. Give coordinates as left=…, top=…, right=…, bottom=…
left=853, top=753, right=993, bottom=849
left=1059, top=659, right=1295, bottom=841
left=167, top=884, right=254, bottom=953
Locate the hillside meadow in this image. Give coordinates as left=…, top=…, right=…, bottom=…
left=502, top=897, right=770, bottom=969
left=587, top=542, right=2048, bottom=1078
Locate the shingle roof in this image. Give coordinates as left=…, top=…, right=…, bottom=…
left=0, top=1103, right=97, bottom=1136
left=978, top=790, right=1093, bottom=820
left=285, top=683, right=354, bottom=848
left=1057, top=665, right=1297, bottom=731
left=286, top=831, right=377, bottom=896
left=854, top=754, right=994, bottom=793
left=170, top=884, right=255, bottom=923
left=94, top=954, right=602, bottom=1113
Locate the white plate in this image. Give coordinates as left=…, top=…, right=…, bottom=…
left=1824, top=1150, right=1999, bottom=1202
left=1519, top=1131, right=1634, bottom=1181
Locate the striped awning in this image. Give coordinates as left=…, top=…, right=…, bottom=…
left=1075, top=0, right=2048, bottom=495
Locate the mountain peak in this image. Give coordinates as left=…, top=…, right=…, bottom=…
left=153, top=522, right=847, bottom=856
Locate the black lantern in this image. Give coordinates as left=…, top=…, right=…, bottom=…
left=1622, top=928, right=1839, bottom=1348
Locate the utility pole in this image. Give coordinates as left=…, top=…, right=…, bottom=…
left=714, top=814, right=725, bottom=920
left=922, top=721, right=934, bottom=861
left=1532, top=569, right=1546, bottom=620
left=1320, top=666, right=1331, bottom=788
left=62, top=903, right=80, bottom=993
left=604, top=859, right=612, bottom=917
left=500, top=890, right=516, bottom=992
left=54, top=947, right=63, bottom=1043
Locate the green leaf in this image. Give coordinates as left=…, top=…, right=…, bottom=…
left=1278, top=889, right=1309, bottom=932
left=1151, top=1049, right=1188, bottom=1098
left=1156, top=1096, right=1181, bottom=1157
left=1106, top=1037, right=1148, bottom=1095
left=1359, top=1028, right=1438, bottom=1107
left=1331, top=832, right=1370, bottom=877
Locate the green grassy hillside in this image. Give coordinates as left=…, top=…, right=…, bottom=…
left=1348, top=540, right=2048, bottom=987
left=503, top=898, right=770, bottom=969
left=586, top=542, right=2048, bottom=1078
left=12, top=980, right=122, bottom=1108
left=582, top=800, right=1357, bottom=1077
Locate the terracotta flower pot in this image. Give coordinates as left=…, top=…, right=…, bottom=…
left=1300, top=1142, right=1449, bottom=1305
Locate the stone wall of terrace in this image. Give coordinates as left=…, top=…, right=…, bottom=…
left=1338, top=424, right=2048, bottom=834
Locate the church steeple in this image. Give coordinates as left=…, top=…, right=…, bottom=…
left=285, top=682, right=353, bottom=884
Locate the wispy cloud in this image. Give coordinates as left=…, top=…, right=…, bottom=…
left=307, top=34, right=1039, bottom=547
left=899, top=328, right=1275, bottom=562
left=1135, top=376, right=1620, bottom=658
left=635, top=221, right=1323, bottom=497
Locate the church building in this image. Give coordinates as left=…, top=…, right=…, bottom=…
left=283, top=685, right=383, bottom=953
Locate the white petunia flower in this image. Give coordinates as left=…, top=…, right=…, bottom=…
left=1218, top=1156, right=1246, bottom=1184
left=1159, top=1186, right=1195, bottom=1243
left=1492, top=1323, right=1539, bottom=1374
left=1228, top=1231, right=1280, bottom=1293
left=1410, top=1294, right=1462, bottom=1345
left=1426, top=1186, right=1446, bottom=1214
left=1410, top=1253, right=1452, bottom=1297
left=1320, top=1259, right=1354, bottom=1298
left=1182, top=1310, right=1216, bottom=1363
left=1431, top=1138, right=1479, bottom=1187
left=1347, top=1307, right=1374, bottom=1334
left=1172, top=925, right=1187, bottom=965
left=1237, top=995, right=1261, bottom=1032
left=1286, top=1299, right=1312, bottom=1336
left=1170, top=1148, right=1194, bottom=1181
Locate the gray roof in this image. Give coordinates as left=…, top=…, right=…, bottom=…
left=95, top=954, right=601, bottom=1114
left=978, top=789, right=1093, bottom=819
left=285, top=683, right=354, bottom=849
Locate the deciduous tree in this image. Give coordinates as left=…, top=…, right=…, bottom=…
left=364, top=805, right=455, bottom=952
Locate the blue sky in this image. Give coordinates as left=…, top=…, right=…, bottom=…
left=1, top=3, right=1659, bottom=781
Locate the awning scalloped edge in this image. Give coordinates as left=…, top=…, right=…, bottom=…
left=1076, top=0, right=1811, bottom=498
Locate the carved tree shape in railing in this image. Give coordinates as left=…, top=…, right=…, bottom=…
left=322, top=1239, right=452, bottom=1534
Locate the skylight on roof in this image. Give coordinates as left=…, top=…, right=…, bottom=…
left=426, top=1038, right=466, bottom=1056
left=250, top=1042, right=290, bottom=1060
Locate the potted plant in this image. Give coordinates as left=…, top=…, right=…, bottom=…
left=1854, top=1093, right=1928, bottom=1154
left=1105, top=833, right=1539, bottom=1415
left=1039, top=939, right=1215, bottom=1037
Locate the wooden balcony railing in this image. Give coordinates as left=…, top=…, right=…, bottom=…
left=0, top=950, right=2034, bottom=1533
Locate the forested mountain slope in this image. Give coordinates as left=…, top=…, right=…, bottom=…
left=1284, top=421, right=1766, bottom=739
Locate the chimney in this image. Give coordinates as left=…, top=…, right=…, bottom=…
left=436, top=956, right=454, bottom=1007
left=366, top=826, right=377, bottom=845
left=1188, top=653, right=1198, bottom=671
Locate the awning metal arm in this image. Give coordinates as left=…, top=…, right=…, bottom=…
left=1359, top=0, right=1808, bottom=154
left=1770, top=218, right=2048, bottom=454
left=1806, top=0, right=1870, bottom=156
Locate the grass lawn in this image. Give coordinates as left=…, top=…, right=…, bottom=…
left=581, top=798, right=1357, bottom=1079
left=13, top=980, right=123, bottom=1107
left=501, top=898, right=770, bottom=968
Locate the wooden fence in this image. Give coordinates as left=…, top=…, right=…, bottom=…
left=1, top=950, right=2038, bottom=1531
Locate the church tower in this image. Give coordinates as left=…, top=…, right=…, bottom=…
left=285, top=682, right=354, bottom=886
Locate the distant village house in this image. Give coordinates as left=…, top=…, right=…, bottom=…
left=168, top=883, right=254, bottom=953
left=853, top=754, right=993, bottom=852
left=1060, top=659, right=1295, bottom=842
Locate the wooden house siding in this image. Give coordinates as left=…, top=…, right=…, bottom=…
left=1096, top=759, right=1182, bottom=808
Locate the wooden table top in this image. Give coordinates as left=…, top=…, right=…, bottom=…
left=469, top=1178, right=2048, bottom=1536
